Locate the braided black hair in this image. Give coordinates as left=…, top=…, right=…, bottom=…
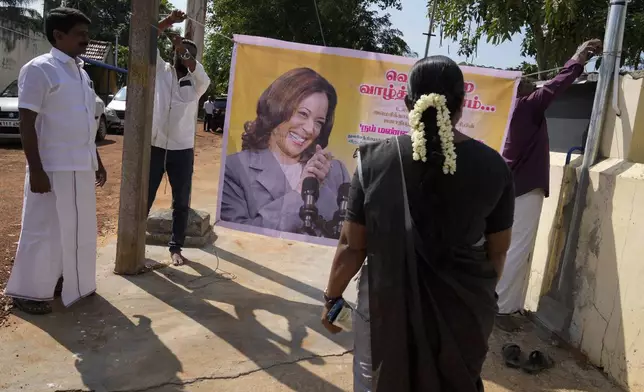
left=404, top=56, right=465, bottom=261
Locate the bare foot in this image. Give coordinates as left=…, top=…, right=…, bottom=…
left=171, top=252, right=187, bottom=266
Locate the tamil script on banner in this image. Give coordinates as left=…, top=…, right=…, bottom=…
left=216, top=35, right=521, bottom=246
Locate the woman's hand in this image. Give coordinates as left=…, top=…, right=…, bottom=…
left=321, top=304, right=342, bottom=334
left=302, top=145, right=333, bottom=182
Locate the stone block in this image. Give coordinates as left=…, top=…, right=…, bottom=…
left=145, top=226, right=217, bottom=248
left=146, top=208, right=211, bottom=237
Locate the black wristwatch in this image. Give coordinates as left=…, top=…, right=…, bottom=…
left=324, top=291, right=342, bottom=307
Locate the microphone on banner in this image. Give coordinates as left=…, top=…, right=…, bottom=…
left=333, top=183, right=351, bottom=238
left=299, top=177, right=320, bottom=235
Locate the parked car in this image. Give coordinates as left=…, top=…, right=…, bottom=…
left=212, top=96, right=227, bottom=131
left=105, top=86, right=126, bottom=134
left=0, top=80, right=108, bottom=142
left=107, top=87, right=227, bottom=133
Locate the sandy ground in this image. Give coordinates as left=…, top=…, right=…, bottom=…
left=0, top=128, right=623, bottom=391
left=0, top=127, right=222, bottom=326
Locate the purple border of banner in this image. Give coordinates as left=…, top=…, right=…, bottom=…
left=215, top=35, right=522, bottom=247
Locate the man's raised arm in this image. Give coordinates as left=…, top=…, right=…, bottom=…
left=529, top=39, right=602, bottom=113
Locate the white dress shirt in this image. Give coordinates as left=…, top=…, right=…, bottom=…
left=203, top=100, right=215, bottom=115
left=152, top=50, right=211, bottom=150
left=18, top=48, right=98, bottom=172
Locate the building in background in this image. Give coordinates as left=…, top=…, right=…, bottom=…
left=0, top=19, right=50, bottom=90
left=82, top=40, right=118, bottom=102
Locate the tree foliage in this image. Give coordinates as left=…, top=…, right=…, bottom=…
left=433, top=0, right=644, bottom=78
left=45, top=0, right=174, bottom=49
left=204, top=0, right=414, bottom=95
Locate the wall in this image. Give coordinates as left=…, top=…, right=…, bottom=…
left=526, top=74, right=644, bottom=391
left=568, top=159, right=644, bottom=391
left=601, top=75, right=644, bottom=164
left=528, top=157, right=644, bottom=391
left=0, top=22, right=50, bottom=90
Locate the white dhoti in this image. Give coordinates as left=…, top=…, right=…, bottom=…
left=496, top=189, right=545, bottom=315
left=5, top=170, right=97, bottom=307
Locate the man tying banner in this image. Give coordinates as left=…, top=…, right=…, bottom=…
left=496, top=38, right=602, bottom=331
left=147, top=9, right=211, bottom=266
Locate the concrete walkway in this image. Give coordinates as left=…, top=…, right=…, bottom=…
left=0, top=228, right=355, bottom=392
left=0, top=226, right=623, bottom=392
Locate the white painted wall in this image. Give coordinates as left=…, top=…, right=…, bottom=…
left=0, top=22, right=50, bottom=91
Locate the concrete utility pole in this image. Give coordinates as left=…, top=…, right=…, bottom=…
left=114, top=0, right=160, bottom=275
left=185, top=0, right=207, bottom=61
left=185, top=0, right=207, bottom=208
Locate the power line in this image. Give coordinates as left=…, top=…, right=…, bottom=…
left=312, top=0, right=326, bottom=46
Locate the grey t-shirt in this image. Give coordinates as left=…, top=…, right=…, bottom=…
left=348, top=139, right=514, bottom=246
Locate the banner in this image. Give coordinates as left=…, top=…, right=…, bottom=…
left=217, top=35, right=521, bottom=246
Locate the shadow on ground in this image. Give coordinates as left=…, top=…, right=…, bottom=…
left=125, top=246, right=352, bottom=392
left=15, top=295, right=185, bottom=391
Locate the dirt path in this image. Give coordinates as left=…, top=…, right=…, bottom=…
left=0, top=128, right=222, bottom=325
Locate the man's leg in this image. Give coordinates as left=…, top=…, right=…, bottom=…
left=496, top=189, right=545, bottom=331
left=166, top=148, right=194, bottom=262
left=51, top=171, right=97, bottom=307
left=204, top=114, right=210, bottom=131
left=148, top=146, right=167, bottom=215
left=208, top=114, right=214, bottom=131
left=5, top=171, right=62, bottom=314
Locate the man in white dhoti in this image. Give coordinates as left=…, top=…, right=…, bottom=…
left=496, top=39, right=601, bottom=331
left=4, top=7, right=107, bottom=315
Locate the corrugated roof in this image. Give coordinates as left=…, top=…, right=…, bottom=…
left=84, top=40, right=111, bottom=63
left=535, top=72, right=599, bottom=88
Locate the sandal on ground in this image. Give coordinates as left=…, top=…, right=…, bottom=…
left=502, top=343, right=522, bottom=369
left=13, top=299, right=52, bottom=315
left=522, top=350, right=554, bottom=374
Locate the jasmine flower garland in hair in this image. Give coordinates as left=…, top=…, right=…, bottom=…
left=408, top=93, right=457, bottom=175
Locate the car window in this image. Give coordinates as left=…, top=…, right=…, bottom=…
left=1, top=81, right=18, bottom=97
left=214, top=99, right=227, bottom=109
left=114, top=87, right=127, bottom=101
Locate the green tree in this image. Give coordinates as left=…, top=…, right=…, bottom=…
left=433, top=0, right=644, bottom=78
left=204, top=0, right=414, bottom=95
left=44, top=0, right=176, bottom=60
left=507, top=61, right=539, bottom=78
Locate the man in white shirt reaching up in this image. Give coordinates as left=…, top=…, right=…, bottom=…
left=203, top=96, right=215, bottom=132
left=148, top=10, right=211, bottom=266
left=5, top=7, right=107, bottom=315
